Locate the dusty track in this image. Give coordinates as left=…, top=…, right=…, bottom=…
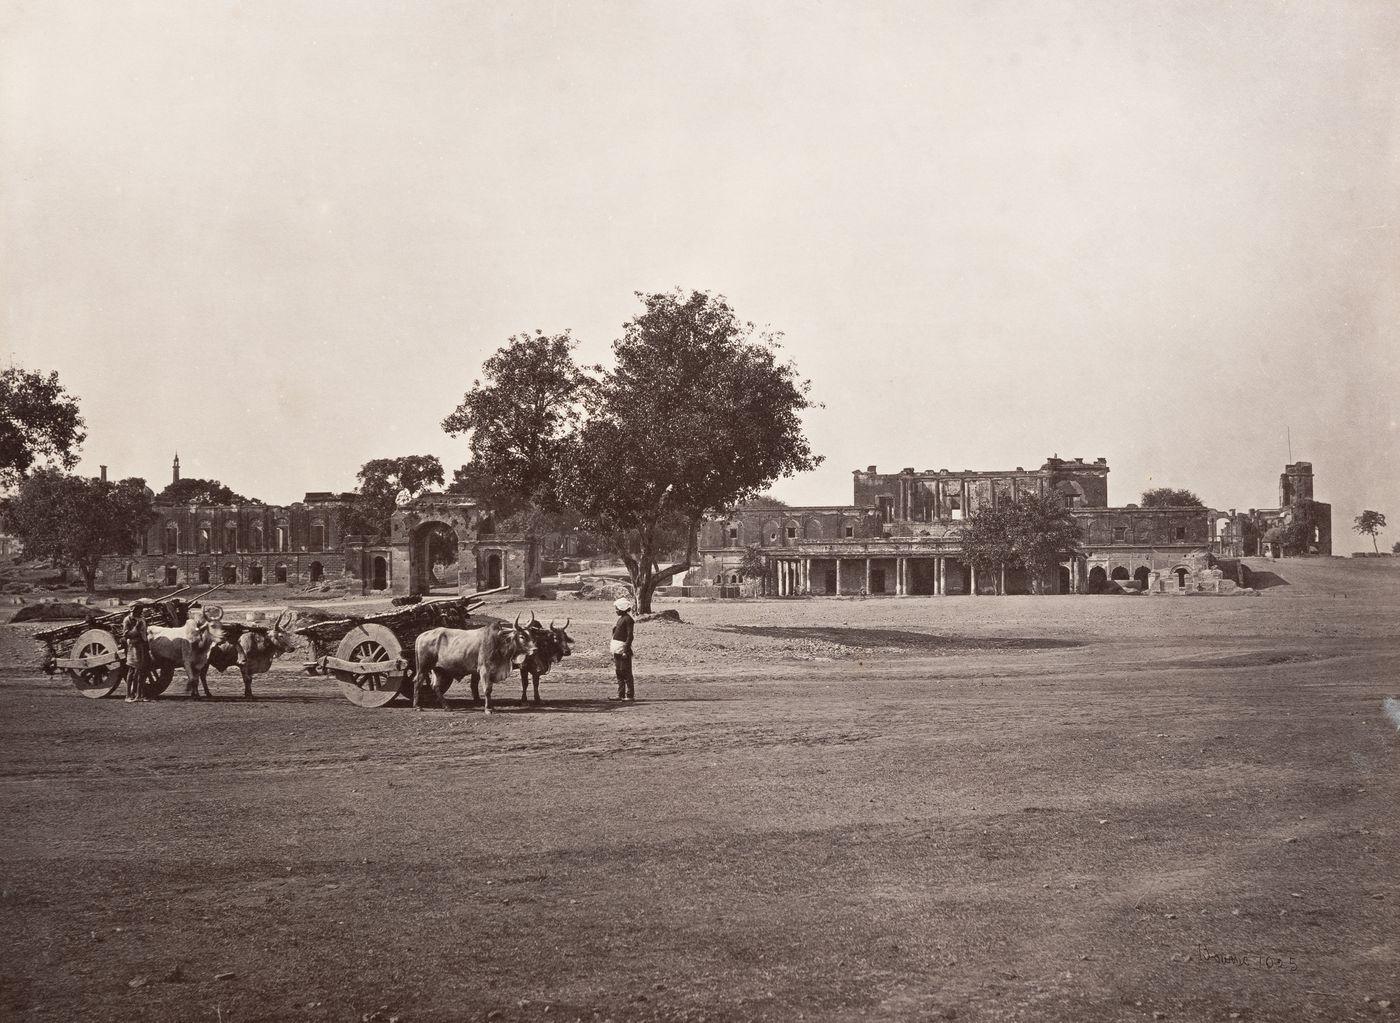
left=2, top=563, right=1397, bottom=1022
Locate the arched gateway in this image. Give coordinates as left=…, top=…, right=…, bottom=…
left=387, top=493, right=542, bottom=597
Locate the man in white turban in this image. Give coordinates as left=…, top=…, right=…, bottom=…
left=610, top=596, right=635, bottom=701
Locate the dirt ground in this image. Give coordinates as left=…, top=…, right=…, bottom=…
left=1, top=558, right=1397, bottom=1023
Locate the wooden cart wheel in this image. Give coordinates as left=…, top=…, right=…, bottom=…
left=330, top=624, right=410, bottom=708
left=146, top=668, right=176, bottom=697
left=67, top=629, right=123, bottom=699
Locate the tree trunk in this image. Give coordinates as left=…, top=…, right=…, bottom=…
left=84, top=567, right=97, bottom=593
left=1373, top=534, right=1379, bottom=554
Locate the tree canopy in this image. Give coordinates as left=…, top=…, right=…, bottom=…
left=344, top=455, right=445, bottom=539
left=0, top=366, right=86, bottom=489
left=1140, top=487, right=1204, bottom=508
left=1353, top=510, right=1386, bottom=554
left=443, top=291, right=822, bottom=610
left=3, top=469, right=155, bottom=592
left=157, top=477, right=252, bottom=505
left=958, top=493, right=1082, bottom=594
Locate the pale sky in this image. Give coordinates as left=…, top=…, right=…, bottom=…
left=3, top=1, right=1397, bottom=548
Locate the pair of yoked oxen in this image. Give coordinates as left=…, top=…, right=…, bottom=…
left=412, top=614, right=575, bottom=713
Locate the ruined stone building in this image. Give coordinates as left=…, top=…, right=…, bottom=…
left=96, top=456, right=541, bottom=596
left=699, top=456, right=1330, bottom=595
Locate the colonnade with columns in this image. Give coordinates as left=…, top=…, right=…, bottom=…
left=772, top=555, right=979, bottom=596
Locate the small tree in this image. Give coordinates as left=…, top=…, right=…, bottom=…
left=343, top=455, right=445, bottom=540
left=959, top=494, right=1081, bottom=594
left=3, top=469, right=155, bottom=592
left=1353, top=510, right=1386, bottom=554
left=1140, top=487, right=1204, bottom=508
left=157, top=477, right=251, bottom=505
left=736, top=543, right=768, bottom=593
left=0, top=366, right=86, bottom=488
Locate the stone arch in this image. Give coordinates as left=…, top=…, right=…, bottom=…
left=783, top=519, right=801, bottom=544
left=843, top=517, right=862, bottom=539
left=485, top=552, right=503, bottom=589
left=222, top=563, right=238, bottom=584
left=1087, top=565, right=1108, bottom=593
left=1173, top=566, right=1189, bottom=589
left=224, top=522, right=238, bottom=553
left=372, top=556, right=388, bottom=591
left=724, top=520, right=743, bottom=547
left=164, top=565, right=179, bottom=587
left=1133, top=565, right=1151, bottom=589
left=198, top=564, right=211, bottom=585
left=409, top=519, right=461, bottom=595
left=308, top=561, right=324, bottom=584
left=805, top=518, right=823, bottom=539
left=275, top=563, right=288, bottom=584
left=165, top=524, right=179, bottom=554
left=249, top=565, right=264, bottom=584
left=762, top=519, right=779, bottom=546
left=1110, top=565, right=1130, bottom=581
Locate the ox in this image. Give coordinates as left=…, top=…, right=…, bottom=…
left=412, top=616, right=536, bottom=713
left=517, top=614, right=574, bottom=704
left=146, top=608, right=217, bottom=698
left=207, top=610, right=298, bottom=698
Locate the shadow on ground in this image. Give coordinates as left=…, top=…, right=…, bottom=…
left=717, top=625, right=1084, bottom=651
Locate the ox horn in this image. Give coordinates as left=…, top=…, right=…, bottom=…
left=562, top=617, right=570, bottom=631
left=513, top=614, right=522, bottom=630
left=528, top=611, right=538, bottom=626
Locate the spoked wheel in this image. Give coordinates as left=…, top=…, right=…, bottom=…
left=146, top=668, right=176, bottom=698
left=66, top=629, right=123, bottom=699
left=330, top=624, right=410, bottom=708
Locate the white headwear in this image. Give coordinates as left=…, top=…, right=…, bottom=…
left=614, top=597, right=632, bottom=612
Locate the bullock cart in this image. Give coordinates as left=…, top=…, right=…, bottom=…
left=34, top=585, right=225, bottom=698
left=296, top=586, right=508, bottom=707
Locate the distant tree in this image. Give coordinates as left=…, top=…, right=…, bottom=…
left=0, top=366, right=86, bottom=489
left=3, top=469, right=155, bottom=592
left=445, top=291, right=822, bottom=612
left=959, top=493, right=1082, bottom=594
left=736, top=543, right=768, bottom=592
left=442, top=331, right=591, bottom=515
left=1140, top=487, right=1204, bottom=508
left=1392, top=540, right=1399, bottom=555
left=344, top=455, right=445, bottom=539
left=1264, top=519, right=1312, bottom=557
left=739, top=492, right=790, bottom=510
left=157, top=477, right=251, bottom=505
left=1353, top=510, right=1386, bottom=554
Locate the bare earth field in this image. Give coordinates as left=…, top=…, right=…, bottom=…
left=2, top=558, right=1397, bottom=1023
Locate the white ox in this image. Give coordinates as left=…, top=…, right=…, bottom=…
left=413, top=617, right=536, bottom=713
left=146, top=608, right=217, bottom=698
left=208, top=610, right=298, bottom=698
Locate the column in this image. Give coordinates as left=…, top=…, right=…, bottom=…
left=970, top=563, right=978, bottom=595
left=936, top=556, right=944, bottom=595
left=865, top=558, right=872, bottom=594
left=835, top=558, right=842, bottom=596
left=898, top=557, right=906, bottom=596
left=804, top=558, right=811, bottom=595
left=999, top=564, right=1006, bottom=595
left=778, top=561, right=786, bottom=597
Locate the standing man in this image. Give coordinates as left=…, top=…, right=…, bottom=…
left=610, top=596, right=635, bottom=701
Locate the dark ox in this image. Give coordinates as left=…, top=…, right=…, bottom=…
left=517, top=614, right=574, bottom=704
left=413, top=616, right=536, bottom=713
left=208, top=610, right=298, bottom=698
left=146, top=608, right=217, bottom=698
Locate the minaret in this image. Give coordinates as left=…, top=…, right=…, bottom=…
left=172, top=452, right=181, bottom=485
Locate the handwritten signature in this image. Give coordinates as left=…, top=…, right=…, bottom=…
left=1195, top=944, right=1299, bottom=972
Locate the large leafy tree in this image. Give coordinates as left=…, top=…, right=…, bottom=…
left=959, top=493, right=1082, bottom=594
left=0, top=366, right=86, bottom=489
left=444, top=291, right=822, bottom=611
left=157, top=477, right=251, bottom=505
left=1140, top=487, right=1204, bottom=508
left=1353, top=510, right=1386, bottom=554
left=344, top=455, right=445, bottom=539
left=4, top=469, right=155, bottom=592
